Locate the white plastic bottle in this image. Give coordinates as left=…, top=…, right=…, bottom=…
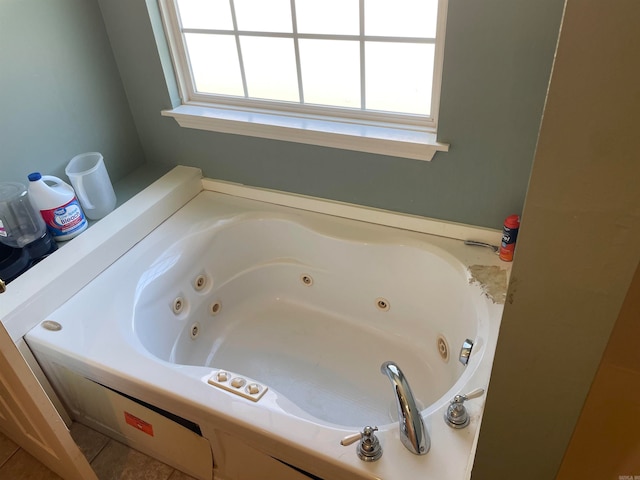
left=27, top=172, right=88, bottom=241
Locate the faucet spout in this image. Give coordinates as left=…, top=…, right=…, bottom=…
left=381, top=361, right=429, bottom=455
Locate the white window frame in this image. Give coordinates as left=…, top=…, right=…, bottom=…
left=158, top=0, right=450, bottom=161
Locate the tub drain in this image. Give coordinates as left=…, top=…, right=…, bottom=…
left=300, top=274, right=313, bottom=286
left=436, top=335, right=450, bottom=362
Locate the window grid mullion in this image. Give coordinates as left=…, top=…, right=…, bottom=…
left=181, top=28, right=435, bottom=44
left=290, top=0, right=304, bottom=104
left=359, top=0, right=366, bottom=111
left=228, top=0, right=249, bottom=98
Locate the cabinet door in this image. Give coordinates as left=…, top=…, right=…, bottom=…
left=0, top=323, right=97, bottom=480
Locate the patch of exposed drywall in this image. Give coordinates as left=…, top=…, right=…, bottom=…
left=468, top=265, right=508, bottom=304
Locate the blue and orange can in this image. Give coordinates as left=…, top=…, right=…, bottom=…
left=499, top=214, right=520, bottom=262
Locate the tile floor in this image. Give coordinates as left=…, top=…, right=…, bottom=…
left=0, top=423, right=197, bottom=479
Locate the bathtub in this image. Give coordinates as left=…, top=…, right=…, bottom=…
left=25, top=186, right=507, bottom=480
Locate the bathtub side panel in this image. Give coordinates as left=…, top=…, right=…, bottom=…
left=27, top=356, right=214, bottom=480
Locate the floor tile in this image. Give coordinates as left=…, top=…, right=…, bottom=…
left=0, top=430, right=19, bottom=467
left=90, top=440, right=174, bottom=480
left=167, top=469, right=198, bottom=479
left=0, top=448, right=63, bottom=479
left=70, top=422, right=109, bottom=463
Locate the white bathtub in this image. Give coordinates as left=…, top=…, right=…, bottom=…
left=25, top=188, right=507, bottom=480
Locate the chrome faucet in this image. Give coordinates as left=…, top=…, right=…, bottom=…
left=380, top=361, right=429, bottom=455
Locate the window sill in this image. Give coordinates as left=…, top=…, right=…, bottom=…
left=161, top=105, right=449, bottom=161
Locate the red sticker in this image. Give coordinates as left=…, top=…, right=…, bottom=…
left=124, top=411, right=154, bottom=436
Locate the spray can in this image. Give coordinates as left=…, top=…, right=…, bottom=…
left=499, top=214, right=520, bottom=262
left=27, top=172, right=88, bottom=241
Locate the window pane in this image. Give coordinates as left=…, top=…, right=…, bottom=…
left=234, top=0, right=292, bottom=33
left=365, top=42, right=434, bottom=115
left=295, top=0, right=359, bottom=35
left=299, top=40, right=360, bottom=108
left=365, top=0, right=438, bottom=38
left=241, top=36, right=299, bottom=102
left=177, top=0, right=233, bottom=30
left=185, top=33, right=244, bottom=96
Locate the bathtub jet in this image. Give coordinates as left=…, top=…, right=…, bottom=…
left=381, top=361, right=430, bottom=455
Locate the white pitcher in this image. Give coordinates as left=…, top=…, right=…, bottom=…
left=65, top=152, right=117, bottom=220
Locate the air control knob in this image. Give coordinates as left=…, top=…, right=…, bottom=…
left=246, top=383, right=260, bottom=395
left=231, top=377, right=246, bottom=388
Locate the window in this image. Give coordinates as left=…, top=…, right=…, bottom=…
left=159, top=0, right=449, bottom=160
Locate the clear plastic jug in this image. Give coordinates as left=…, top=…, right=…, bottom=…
left=0, top=182, right=48, bottom=248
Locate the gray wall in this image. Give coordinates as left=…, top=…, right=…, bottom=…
left=97, top=0, right=565, bottom=229
left=0, top=0, right=144, bottom=186
left=0, top=0, right=564, bottom=228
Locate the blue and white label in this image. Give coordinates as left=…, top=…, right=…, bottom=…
left=41, top=198, right=87, bottom=237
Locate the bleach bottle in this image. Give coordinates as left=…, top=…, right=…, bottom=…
left=27, top=172, right=88, bottom=241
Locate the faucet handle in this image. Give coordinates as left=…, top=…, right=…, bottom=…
left=454, top=387, right=484, bottom=403
left=340, top=430, right=366, bottom=447
left=340, top=426, right=382, bottom=462
left=445, top=388, right=485, bottom=429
